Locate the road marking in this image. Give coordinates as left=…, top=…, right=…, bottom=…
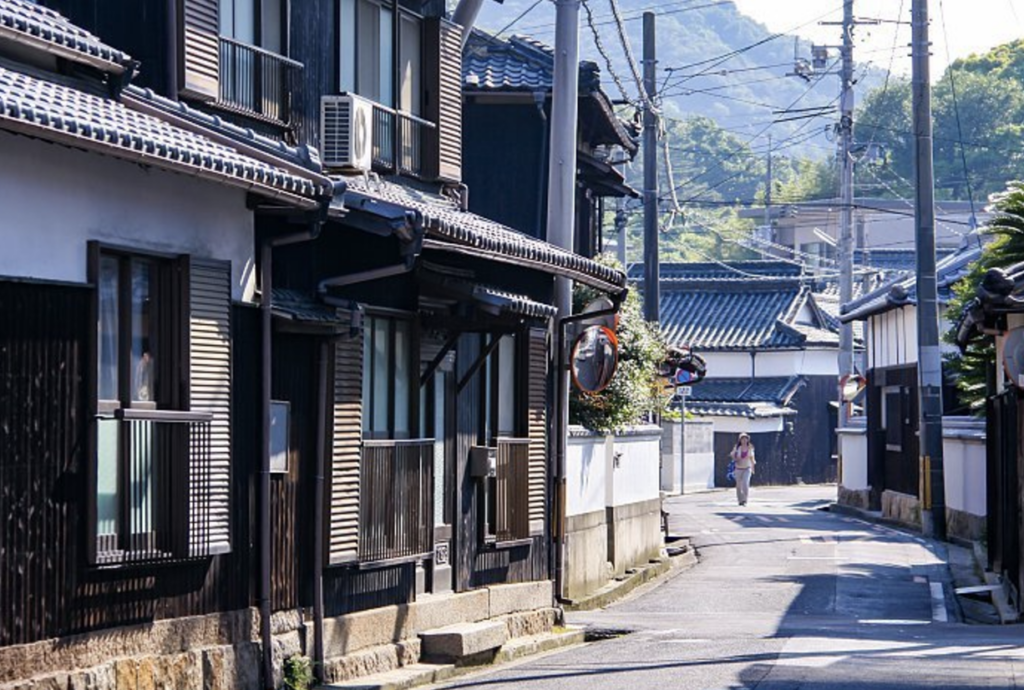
left=931, top=582, right=948, bottom=622
left=788, top=556, right=845, bottom=560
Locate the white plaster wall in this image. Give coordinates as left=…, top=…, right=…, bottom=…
left=701, top=350, right=837, bottom=379
left=838, top=429, right=868, bottom=490
left=942, top=419, right=986, bottom=517
left=566, top=434, right=609, bottom=517
left=868, top=306, right=919, bottom=369
left=683, top=421, right=715, bottom=493
left=0, top=131, right=256, bottom=301
left=608, top=430, right=661, bottom=508
left=701, top=415, right=784, bottom=435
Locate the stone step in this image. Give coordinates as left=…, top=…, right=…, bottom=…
left=419, top=621, right=507, bottom=663
left=317, top=627, right=586, bottom=690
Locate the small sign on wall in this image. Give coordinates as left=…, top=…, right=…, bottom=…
left=270, top=400, right=290, bottom=474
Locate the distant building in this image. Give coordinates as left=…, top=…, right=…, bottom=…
left=638, top=261, right=841, bottom=486
left=740, top=198, right=986, bottom=268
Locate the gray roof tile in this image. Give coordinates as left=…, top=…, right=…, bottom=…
left=0, top=65, right=327, bottom=202
left=341, top=176, right=626, bottom=292
left=0, top=0, right=130, bottom=71
left=680, top=376, right=805, bottom=419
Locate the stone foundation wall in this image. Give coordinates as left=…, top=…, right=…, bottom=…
left=882, top=490, right=921, bottom=528
left=838, top=485, right=871, bottom=511
left=564, top=509, right=611, bottom=601
left=947, top=507, right=985, bottom=543
left=607, top=497, right=663, bottom=577
left=0, top=582, right=556, bottom=690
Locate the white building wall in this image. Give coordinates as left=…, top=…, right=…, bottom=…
left=566, top=434, right=609, bottom=518
left=701, top=349, right=837, bottom=379
left=942, top=418, right=986, bottom=518
left=607, top=428, right=661, bottom=508
left=0, top=131, right=256, bottom=302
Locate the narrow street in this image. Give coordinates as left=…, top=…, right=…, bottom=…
left=428, top=486, right=1024, bottom=690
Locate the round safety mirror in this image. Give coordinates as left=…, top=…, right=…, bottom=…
left=840, top=374, right=867, bottom=402
left=571, top=325, right=619, bottom=393
left=1004, top=328, right=1024, bottom=389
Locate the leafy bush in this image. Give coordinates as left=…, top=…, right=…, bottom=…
left=283, top=655, right=314, bottom=690
left=570, top=256, right=668, bottom=433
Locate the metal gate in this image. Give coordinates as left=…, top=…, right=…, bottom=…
left=987, top=388, right=1020, bottom=606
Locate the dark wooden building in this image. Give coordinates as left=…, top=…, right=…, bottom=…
left=462, top=29, right=638, bottom=257
left=2, top=0, right=628, bottom=688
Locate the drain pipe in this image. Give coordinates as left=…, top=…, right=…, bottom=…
left=553, top=294, right=626, bottom=603
left=312, top=337, right=330, bottom=684
left=260, top=213, right=333, bottom=689
left=534, top=91, right=549, bottom=239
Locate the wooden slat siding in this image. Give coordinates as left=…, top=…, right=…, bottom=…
left=0, top=281, right=89, bottom=645
left=189, top=259, right=232, bottom=555
left=179, top=0, right=219, bottom=100
left=423, top=18, right=463, bottom=183
left=330, top=311, right=362, bottom=564
left=527, top=328, right=548, bottom=536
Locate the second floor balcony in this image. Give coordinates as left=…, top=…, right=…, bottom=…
left=217, top=36, right=303, bottom=126
left=370, top=101, right=436, bottom=179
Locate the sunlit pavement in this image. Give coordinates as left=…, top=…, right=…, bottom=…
left=428, top=485, right=1024, bottom=689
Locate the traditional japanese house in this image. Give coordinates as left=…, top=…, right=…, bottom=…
left=461, top=29, right=639, bottom=256
left=644, top=261, right=841, bottom=486
left=838, top=242, right=981, bottom=528
left=4, top=1, right=628, bottom=688
left=957, top=261, right=1024, bottom=612
left=0, top=1, right=333, bottom=688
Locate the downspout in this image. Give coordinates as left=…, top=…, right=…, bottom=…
left=166, top=0, right=179, bottom=98
left=534, top=91, right=549, bottom=239
left=312, top=338, right=329, bottom=684
left=260, top=179, right=341, bottom=688
left=553, top=291, right=627, bottom=602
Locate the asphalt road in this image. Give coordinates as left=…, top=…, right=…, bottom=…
left=428, top=485, right=1024, bottom=689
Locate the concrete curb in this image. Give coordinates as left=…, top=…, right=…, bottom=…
left=318, top=627, right=585, bottom=690
left=561, top=543, right=699, bottom=612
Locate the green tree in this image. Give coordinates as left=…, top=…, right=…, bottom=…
left=945, top=182, right=1024, bottom=412
left=571, top=258, right=668, bottom=433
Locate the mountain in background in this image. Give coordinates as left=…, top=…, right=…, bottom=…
left=472, top=0, right=883, bottom=159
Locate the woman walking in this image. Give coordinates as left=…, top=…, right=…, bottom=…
left=730, top=433, right=756, bottom=506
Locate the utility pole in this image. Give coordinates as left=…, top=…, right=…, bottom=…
left=911, top=0, right=946, bottom=540
left=837, top=0, right=855, bottom=428
left=545, top=0, right=581, bottom=600
left=642, top=11, right=659, bottom=323
left=764, top=134, right=772, bottom=228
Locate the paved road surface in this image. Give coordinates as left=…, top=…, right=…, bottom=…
left=428, top=486, right=1024, bottom=689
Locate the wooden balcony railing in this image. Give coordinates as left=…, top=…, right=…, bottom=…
left=370, top=102, right=437, bottom=178
left=495, top=438, right=531, bottom=543
left=218, top=36, right=303, bottom=125
left=94, top=409, right=213, bottom=566
left=359, top=438, right=434, bottom=564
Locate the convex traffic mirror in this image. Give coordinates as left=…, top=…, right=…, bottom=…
left=571, top=325, right=619, bottom=393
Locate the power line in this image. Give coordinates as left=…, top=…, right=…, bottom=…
left=494, top=0, right=546, bottom=38
left=937, top=0, right=978, bottom=226
left=582, top=0, right=633, bottom=104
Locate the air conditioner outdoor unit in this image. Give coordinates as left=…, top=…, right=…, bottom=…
left=321, top=93, right=373, bottom=171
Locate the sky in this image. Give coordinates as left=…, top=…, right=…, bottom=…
left=731, top=0, right=1024, bottom=78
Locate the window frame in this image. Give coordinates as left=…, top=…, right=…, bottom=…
left=220, top=0, right=286, bottom=54
left=87, top=241, right=191, bottom=565
left=337, top=0, right=423, bottom=114
left=362, top=309, right=419, bottom=440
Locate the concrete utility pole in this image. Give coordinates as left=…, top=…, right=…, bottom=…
left=837, top=0, right=856, bottom=428
left=911, top=0, right=946, bottom=540
left=764, top=134, right=773, bottom=228
left=642, top=11, right=659, bottom=323
left=545, top=0, right=581, bottom=600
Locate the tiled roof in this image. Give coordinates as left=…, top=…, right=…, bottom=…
left=340, top=176, right=626, bottom=293
left=0, top=0, right=131, bottom=72
left=463, top=31, right=553, bottom=91
left=641, top=261, right=805, bottom=282
left=474, top=284, right=557, bottom=319
left=0, top=64, right=328, bottom=205
left=271, top=289, right=344, bottom=325
left=841, top=243, right=983, bottom=322
left=680, top=376, right=805, bottom=419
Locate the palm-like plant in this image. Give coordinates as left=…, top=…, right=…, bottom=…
left=945, top=182, right=1024, bottom=412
